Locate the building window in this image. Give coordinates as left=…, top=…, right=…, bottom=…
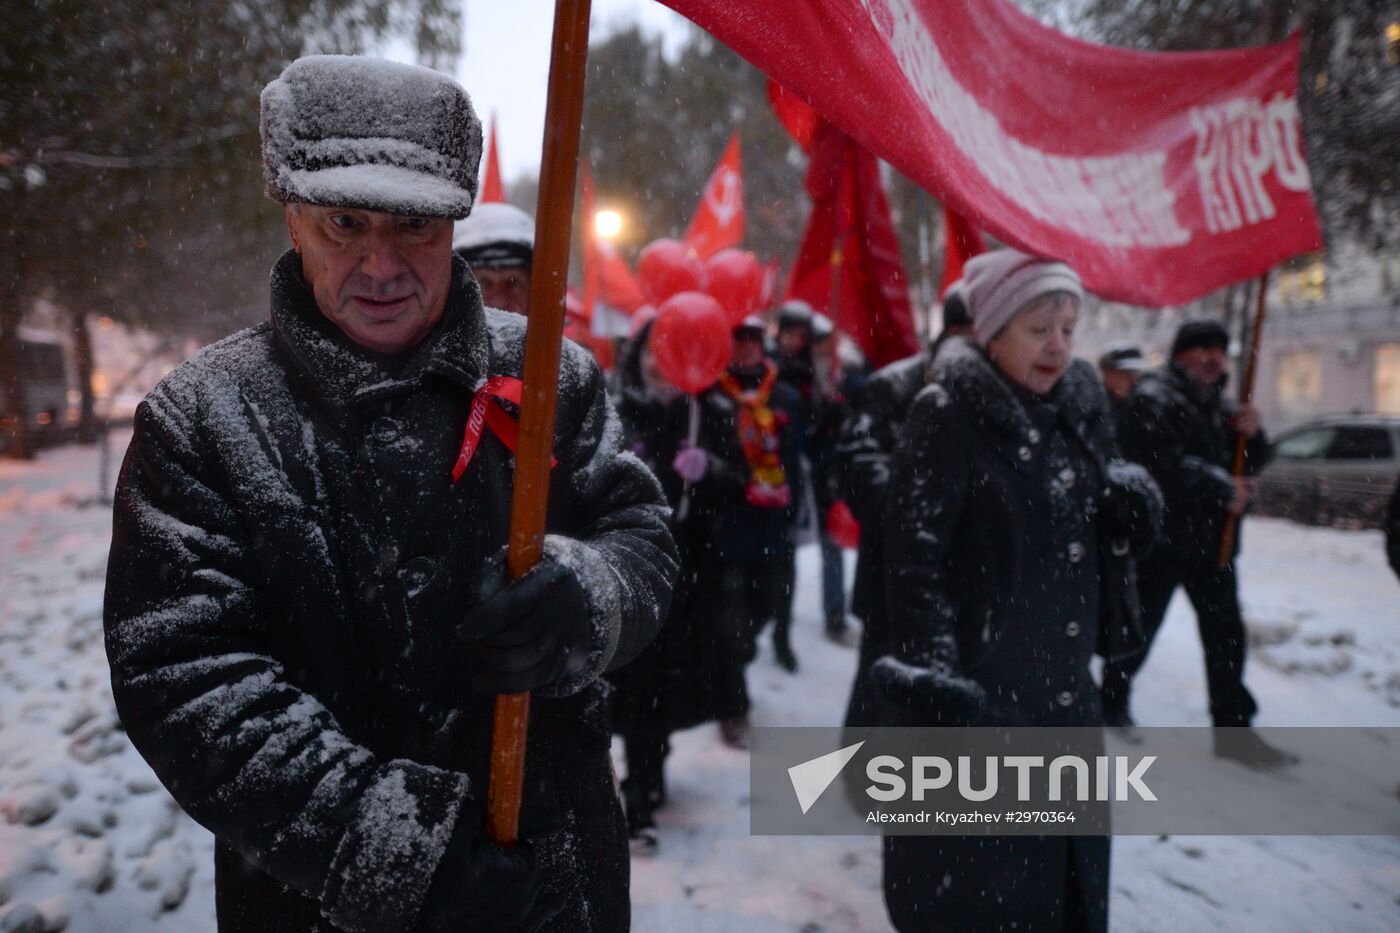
left=1376, top=344, right=1400, bottom=415
left=1277, top=256, right=1326, bottom=306
left=1277, top=351, right=1322, bottom=419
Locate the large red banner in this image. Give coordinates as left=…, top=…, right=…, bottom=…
left=661, top=0, right=1324, bottom=307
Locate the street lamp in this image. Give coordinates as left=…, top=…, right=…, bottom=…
left=594, top=209, right=623, bottom=241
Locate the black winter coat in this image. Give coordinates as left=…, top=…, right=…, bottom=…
left=103, top=251, right=677, bottom=932
left=610, top=330, right=751, bottom=730
left=1119, top=363, right=1270, bottom=565
left=881, top=341, right=1123, bottom=728
left=875, top=341, right=1158, bottom=933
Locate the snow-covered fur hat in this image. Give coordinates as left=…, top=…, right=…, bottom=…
left=260, top=55, right=482, bottom=219
left=963, top=248, right=1083, bottom=346
left=453, top=203, right=536, bottom=268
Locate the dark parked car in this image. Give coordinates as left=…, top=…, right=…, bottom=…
left=1253, top=415, right=1400, bottom=529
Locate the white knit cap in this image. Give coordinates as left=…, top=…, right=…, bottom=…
left=963, top=248, right=1083, bottom=345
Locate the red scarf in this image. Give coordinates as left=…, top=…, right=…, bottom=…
left=718, top=361, right=793, bottom=509
left=452, top=376, right=556, bottom=482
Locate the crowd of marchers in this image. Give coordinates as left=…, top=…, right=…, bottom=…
left=458, top=191, right=1318, bottom=930
left=100, top=57, right=1400, bottom=933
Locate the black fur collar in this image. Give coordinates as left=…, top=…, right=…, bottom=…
left=930, top=336, right=1110, bottom=468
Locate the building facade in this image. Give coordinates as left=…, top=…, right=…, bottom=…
left=1074, top=245, right=1400, bottom=433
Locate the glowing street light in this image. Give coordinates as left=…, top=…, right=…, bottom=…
left=594, top=209, right=623, bottom=240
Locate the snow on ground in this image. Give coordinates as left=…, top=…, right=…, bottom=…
left=2, top=438, right=1398, bottom=932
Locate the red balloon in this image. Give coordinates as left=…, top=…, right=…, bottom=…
left=637, top=239, right=703, bottom=306
left=650, top=292, right=733, bottom=395
left=702, top=249, right=766, bottom=324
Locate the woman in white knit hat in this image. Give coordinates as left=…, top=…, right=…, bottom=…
left=868, top=247, right=1162, bottom=932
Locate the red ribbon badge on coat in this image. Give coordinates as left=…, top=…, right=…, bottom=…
left=452, top=376, right=557, bottom=482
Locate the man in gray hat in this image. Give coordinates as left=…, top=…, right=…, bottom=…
left=104, top=55, right=676, bottom=932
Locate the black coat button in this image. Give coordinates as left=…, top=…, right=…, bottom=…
left=400, top=556, right=437, bottom=593
left=371, top=417, right=401, bottom=444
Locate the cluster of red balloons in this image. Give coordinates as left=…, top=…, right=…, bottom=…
left=637, top=239, right=768, bottom=393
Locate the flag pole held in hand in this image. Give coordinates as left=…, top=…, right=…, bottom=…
left=1217, top=270, right=1269, bottom=569
left=488, top=0, right=592, bottom=849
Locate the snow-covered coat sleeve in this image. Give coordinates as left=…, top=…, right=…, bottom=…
left=104, top=381, right=468, bottom=933
left=542, top=343, right=679, bottom=695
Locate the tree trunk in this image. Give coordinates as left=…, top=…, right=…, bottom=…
left=0, top=304, right=34, bottom=460
left=70, top=308, right=98, bottom=443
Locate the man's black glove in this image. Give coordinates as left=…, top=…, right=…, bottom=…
left=460, top=552, right=594, bottom=695
left=417, top=808, right=563, bottom=933
left=869, top=655, right=987, bottom=726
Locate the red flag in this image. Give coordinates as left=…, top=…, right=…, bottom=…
left=784, top=119, right=919, bottom=369
left=480, top=114, right=506, bottom=204
left=597, top=242, right=645, bottom=314
left=939, top=208, right=986, bottom=296
left=683, top=132, right=745, bottom=261
left=663, top=0, right=1323, bottom=307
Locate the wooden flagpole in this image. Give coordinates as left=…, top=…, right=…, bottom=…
left=1217, top=270, right=1270, bottom=569
left=487, top=0, right=592, bottom=848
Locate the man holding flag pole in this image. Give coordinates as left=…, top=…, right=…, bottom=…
left=103, top=34, right=677, bottom=933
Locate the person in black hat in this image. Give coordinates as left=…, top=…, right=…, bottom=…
left=1101, top=318, right=1295, bottom=769
left=712, top=317, right=805, bottom=734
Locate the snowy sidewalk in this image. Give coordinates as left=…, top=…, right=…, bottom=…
left=2, top=437, right=1398, bottom=932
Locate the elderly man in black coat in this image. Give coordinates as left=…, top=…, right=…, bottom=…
left=102, top=56, right=676, bottom=933
left=1099, top=319, right=1293, bottom=769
